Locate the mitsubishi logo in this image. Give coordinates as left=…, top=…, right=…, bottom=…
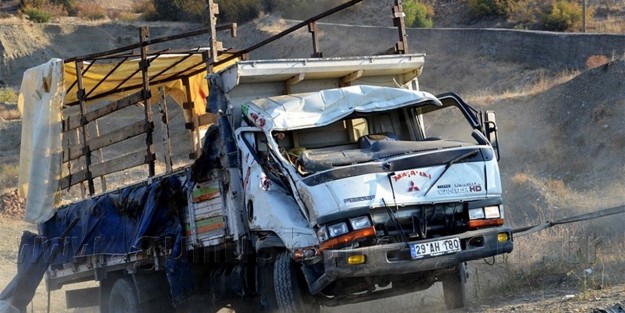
left=408, top=181, right=420, bottom=192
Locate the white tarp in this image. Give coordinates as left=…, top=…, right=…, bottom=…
left=17, top=58, right=65, bottom=224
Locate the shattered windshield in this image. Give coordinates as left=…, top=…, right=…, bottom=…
left=416, top=104, right=478, bottom=144
left=268, top=96, right=482, bottom=176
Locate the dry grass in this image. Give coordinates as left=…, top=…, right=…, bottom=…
left=477, top=216, right=625, bottom=302
left=468, top=70, right=580, bottom=105
left=0, top=104, right=20, bottom=120
left=108, top=10, right=138, bottom=22
left=589, top=16, right=625, bottom=33
left=589, top=0, right=625, bottom=34
left=133, top=0, right=157, bottom=20
left=478, top=170, right=625, bottom=300
left=544, top=178, right=568, bottom=200
left=0, top=163, right=19, bottom=191
left=510, top=172, right=531, bottom=185
left=76, top=1, right=107, bottom=20
left=131, top=0, right=154, bottom=14
left=586, top=52, right=625, bottom=69
left=586, top=55, right=611, bottom=69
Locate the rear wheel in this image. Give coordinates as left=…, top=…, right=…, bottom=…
left=263, top=251, right=320, bottom=313
left=442, top=263, right=467, bottom=310
left=108, top=278, right=145, bottom=313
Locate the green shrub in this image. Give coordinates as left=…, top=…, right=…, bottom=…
left=152, top=0, right=184, bottom=20
left=0, top=164, right=19, bottom=190
left=149, top=0, right=206, bottom=22
left=0, top=88, right=17, bottom=103
left=467, top=0, right=499, bottom=17
left=19, top=0, right=44, bottom=9
left=23, top=7, right=51, bottom=22
left=467, top=0, right=517, bottom=18
left=138, top=0, right=159, bottom=20
left=20, top=0, right=68, bottom=18
left=404, top=0, right=434, bottom=28
left=216, top=0, right=262, bottom=23
left=504, top=0, right=537, bottom=27
left=541, top=0, right=582, bottom=31
left=183, top=0, right=206, bottom=24
left=52, top=0, right=76, bottom=16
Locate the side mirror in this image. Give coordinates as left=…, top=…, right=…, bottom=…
left=484, top=110, right=500, bottom=160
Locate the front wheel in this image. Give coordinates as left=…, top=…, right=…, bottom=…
left=442, top=262, right=468, bottom=310
left=264, top=251, right=320, bottom=313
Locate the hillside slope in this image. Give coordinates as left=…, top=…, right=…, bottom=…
left=1, top=8, right=625, bottom=312
left=0, top=16, right=624, bottom=226
left=493, top=60, right=625, bottom=227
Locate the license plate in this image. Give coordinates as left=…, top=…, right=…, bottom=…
left=410, top=238, right=461, bottom=259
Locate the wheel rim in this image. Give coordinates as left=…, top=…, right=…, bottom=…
left=109, top=296, right=130, bottom=313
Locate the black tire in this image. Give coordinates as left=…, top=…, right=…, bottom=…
left=442, top=263, right=468, bottom=310
left=258, top=250, right=279, bottom=312
left=108, top=277, right=146, bottom=313
left=272, top=252, right=320, bottom=313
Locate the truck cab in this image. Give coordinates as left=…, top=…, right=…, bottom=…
left=220, top=62, right=512, bottom=310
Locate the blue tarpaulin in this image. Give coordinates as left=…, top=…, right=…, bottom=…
left=0, top=231, right=55, bottom=313
left=0, top=172, right=193, bottom=312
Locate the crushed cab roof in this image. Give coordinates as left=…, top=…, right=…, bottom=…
left=242, top=85, right=441, bottom=131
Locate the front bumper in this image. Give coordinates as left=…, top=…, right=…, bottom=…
left=309, top=227, right=513, bottom=294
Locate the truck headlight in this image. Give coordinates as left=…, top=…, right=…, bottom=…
left=327, top=222, right=349, bottom=238
left=468, top=205, right=505, bottom=229
left=317, top=226, right=329, bottom=242
left=468, top=208, right=485, bottom=220
left=349, top=216, right=372, bottom=230
left=484, top=206, right=501, bottom=219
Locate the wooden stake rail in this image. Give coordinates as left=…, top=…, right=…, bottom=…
left=60, top=92, right=154, bottom=193
left=63, top=92, right=143, bottom=132
left=57, top=0, right=410, bottom=198
left=63, top=120, right=151, bottom=163
left=61, top=150, right=150, bottom=190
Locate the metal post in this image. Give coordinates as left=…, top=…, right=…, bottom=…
left=158, top=87, right=173, bottom=172
left=139, top=27, right=156, bottom=177
left=74, top=128, right=87, bottom=198
left=309, top=22, right=323, bottom=58
left=182, top=77, right=201, bottom=160
left=46, top=288, right=50, bottom=313
left=94, top=120, right=107, bottom=191
left=582, top=0, right=587, bottom=33
left=392, top=0, right=409, bottom=54
left=74, top=60, right=95, bottom=195
left=207, top=0, right=220, bottom=64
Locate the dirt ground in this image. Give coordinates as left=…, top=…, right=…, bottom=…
left=1, top=1, right=625, bottom=312
left=1, top=215, right=623, bottom=312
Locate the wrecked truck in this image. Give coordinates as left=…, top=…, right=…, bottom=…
left=2, top=57, right=513, bottom=313
left=1, top=6, right=512, bottom=313
left=232, top=81, right=513, bottom=311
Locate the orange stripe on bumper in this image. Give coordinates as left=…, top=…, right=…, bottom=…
left=318, top=226, right=376, bottom=253
left=469, top=218, right=504, bottom=229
